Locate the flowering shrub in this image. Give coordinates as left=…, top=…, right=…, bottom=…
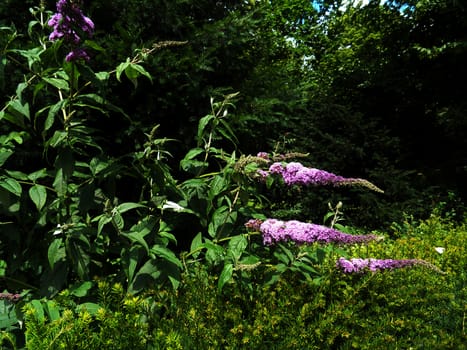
left=246, top=153, right=441, bottom=276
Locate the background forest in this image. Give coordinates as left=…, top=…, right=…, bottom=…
left=0, top=0, right=466, bottom=349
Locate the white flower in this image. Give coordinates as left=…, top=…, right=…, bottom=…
left=434, top=247, right=445, bottom=254
left=162, top=201, right=185, bottom=212
left=53, top=224, right=63, bottom=235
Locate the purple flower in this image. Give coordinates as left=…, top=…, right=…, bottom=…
left=257, top=152, right=270, bottom=160
left=246, top=218, right=379, bottom=246
left=336, top=257, right=430, bottom=273
left=65, top=47, right=90, bottom=62
left=265, top=162, right=383, bottom=192
left=48, top=0, right=94, bottom=61
left=0, top=292, right=21, bottom=302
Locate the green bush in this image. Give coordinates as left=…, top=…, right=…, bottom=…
left=21, top=214, right=465, bottom=349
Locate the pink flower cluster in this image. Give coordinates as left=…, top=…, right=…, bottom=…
left=0, top=292, right=21, bottom=302
left=48, top=0, right=94, bottom=61
left=258, top=161, right=383, bottom=192
left=245, top=219, right=379, bottom=246
left=336, top=257, right=425, bottom=273
left=269, top=162, right=346, bottom=186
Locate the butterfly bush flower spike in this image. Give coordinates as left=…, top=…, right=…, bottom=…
left=48, top=0, right=94, bottom=61
left=336, top=257, right=444, bottom=274
left=266, top=161, right=383, bottom=192
left=246, top=219, right=380, bottom=246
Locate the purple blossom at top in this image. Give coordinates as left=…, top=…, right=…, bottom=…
left=264, top=162, right=383, bottom=192
left=336, top=257, right=439, bottom=274
left=48, top=0, right=94, bottom=61
left=245, top=218, right=379, bottom=246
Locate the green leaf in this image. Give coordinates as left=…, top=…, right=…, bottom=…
left=66, top=236, right=90, bottom=279
left=218, top=263, right=234, bottom=292
left=0, top=150, right=13, bottom=167
left=150, top=245, right=182, bottom=268
left=8, top=99, right=30, bottom=120
left=48, top=238, right=65, bottom=270
left=190, top=232, right=203, bottom=258
left=208, top=175, right=227, bottom=200
left=197, top=114, right=215, bottom=143
left=129, top=63, right=153, bottom=82
left=29, top=300, right=45, bottom=321
left=114, top=202, right=147, bottom=214
left=0, top=177, right=22, bottom=197
left=29, top=184, right=47, bottom=211
left=0, top=299, right=18, bottom=329
left=76, top=302, right=101, bottom=316
left=112, top=210, right=124, bottom=230
left=28, top=168, right=48, bottom=181
left=95, top=71, right=110, bottom=81
left=180, top=159, right=208, bottom=174
left=43, top=300, right=61, bottom=322
left=122, top=230, right=149, bottom=253
left=227, top=235, right=248, bottom=261
left=116, top=59, right=130, bottom=82
left=182, top=147, right=205, bottom=161
left=69, top=281, right=93, bottom=297
left=208, top=205, right=229, bottom=238
left=45, top=99, right=67, bottom=133
left=42, top=77, right=69, bottom=91
left=123, top=246, right=141, bottom=285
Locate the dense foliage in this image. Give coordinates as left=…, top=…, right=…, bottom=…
left=0, top=0, right=466, bottom=349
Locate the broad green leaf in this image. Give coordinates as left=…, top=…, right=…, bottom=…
left=0, top=300, right=18, bottom=329
left=29, top=184, right=47, bottom=211
left=227, top=234, right=248, bottom=261
left=42, top=77, right=69, bottom=91
left=69, top=281, right=93, bottom=297
left=8, top=99, right=30, bottom=120
left=47, top=130, right=67, bottom=148
left=48, top=238, right=65, bottom=270
left=150, top=245, right=182, bottom=268
left=76, top=302, right=101, bottom=316
left=189, top=232, right=203, bottom=257
left=122, top=230, right=149, bottom=254
left=66, top=236, right=90, bottom=279
left=218, top=263, right=234, bottom=292
left=128, top=63, right=153, bottom=82
left=0, top=177, right=21, bottom=197
left=116, top=59, right=130, bottom=82
left=114, top=202, right=147, bottom=214
left=208, top=205, right=229, bottom=237
left=27, top=168, right=48, bottom=181
left=45, top=99, right=67, bottom=133
left=197, top=114, right=215, bottom=143
left=95, top=71, right=110, bottom=81
left=180, top=159, right=208, bottom=174
left=29, top=300, right=45, bottom=322
left=123, top=246, right=141, bottom=284
left=111, top=210, right=124, bottom=230
left=182, top=147, right=205, bottom=161
left=0, top=260, right=6, bottom=277
left=0, top=150, right=13, bottom=166
left=208, top=175, right=227, bottom=200
left=218, top=118, right=239, bottom=145
left=43, top=300, right=60, bottom=322
left=4, top=170, right=28, bottom=181
left=124, top=65, right=140, bottom=88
